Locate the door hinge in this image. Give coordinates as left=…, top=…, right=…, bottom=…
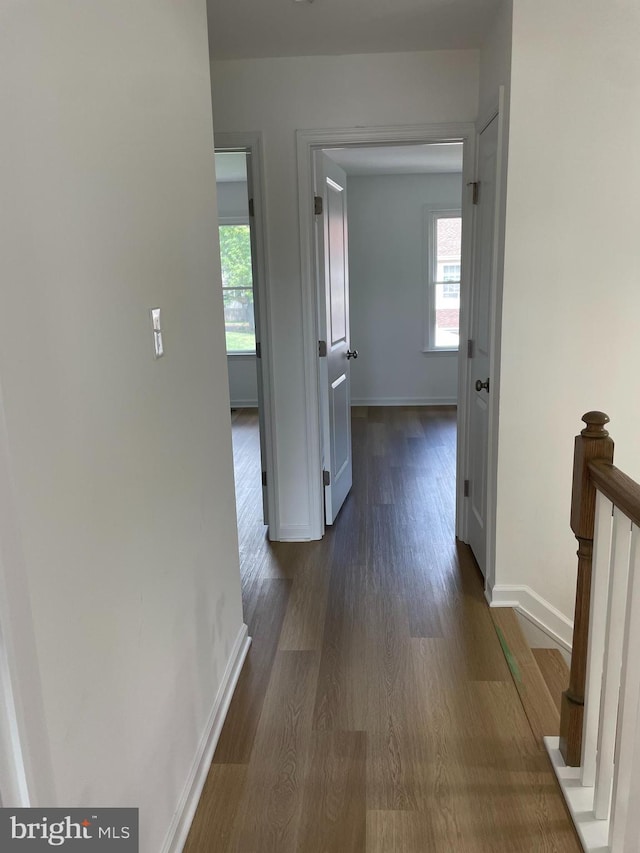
left=262, top=471, right=267, bottom=487
left=256, top=341, right=262, bottom=359
left=248, top=198, right=255, bottom=217
left=468, top=181, right=479, bottom=205
left=318, top=340, right=327, bottom=357
left=467, top=339, right=474, bottom=359
left=323, top=469, right=331, bottom=487
left=314, top=195, right=323, bottom=216
left=464, top=479, right=470, bottom=498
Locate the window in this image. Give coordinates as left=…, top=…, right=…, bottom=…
left=218, top=222, right=256, bottom=354
left=424, top=210, right=462, bottom=351
left=442, top=264, right=461, bottom=283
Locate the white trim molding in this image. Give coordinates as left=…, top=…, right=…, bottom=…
left=214, top=132, right=280, bottom=539
left=275, top=524, right=315, bottom=542
left=161, top=623, right=251, bottom=853
left=351, top=397, right=457, bottom=407
left=544, top=737, right=609, bottom=853
left=218, top=215, right=250, bottom=226
left=229, top=399, right=259, bottom=409
left=487, top=583, right=574, bottom=652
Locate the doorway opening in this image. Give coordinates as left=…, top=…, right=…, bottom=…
left=313, top=141, right=464, bottom=534
left=297, top=117, right=504, bottom=585
left=214, top=139, right=275, bottom=574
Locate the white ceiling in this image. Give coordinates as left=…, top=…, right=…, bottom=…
left=326, top=143, right=463, bottom=176
left=214, top=152, right=247, bottom=183
left=207, top=0, right=501, bottom=61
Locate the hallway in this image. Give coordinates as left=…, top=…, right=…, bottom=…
left=185, top=407, right=579, bottom=852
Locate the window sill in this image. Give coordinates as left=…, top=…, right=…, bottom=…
left=421, top=347, right=459, bottom=356
left=226, top=351, right=256, bottom=358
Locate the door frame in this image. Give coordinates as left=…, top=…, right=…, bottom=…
left=296, top=122, right=477, bottom=541
left=214, top=132, right=278, bottom=538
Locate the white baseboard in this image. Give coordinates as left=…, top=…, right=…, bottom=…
left=272, top=523, right=319, bottom=542
left=229, top=399, right=258, bottom=408
left=161, top=623, right=251, bottom=853
left=351, top=397, right=457, bottom=407
left=487, top=583, right=573, bottom=654
left=544, top=737, right=608, bottom=852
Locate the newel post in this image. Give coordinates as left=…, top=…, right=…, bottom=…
left=559, top=411, right=614, bottom=766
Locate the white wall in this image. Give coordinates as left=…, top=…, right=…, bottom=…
left=0, top=2, right=244, bottom=850
left=478, top=0, right=513, bottom=121
left=494, top=0, right=640, bottom=622
left=216, top=181, right=259, bottom=406
left=211, top=50, right=479, bottom=537
left=346, top=172, right=462, bottom=405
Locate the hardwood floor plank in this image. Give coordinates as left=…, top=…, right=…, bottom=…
left=365, top=591, right=421, bottom=811
left=279, top=541, right=331, bottom=651
left=312, top=562, right=368, bottom=732
left=439, top=545, right=513, bottom=682
left=183, top=765, right=246, bottom=853
left=213, top=578, right=291, bottom=764
left=402, top=680, right=580, bottom=851
left=228, top=650, right=318, bottom=852
left=229, top=408, right=270, bottom=627
left=188, top=407, right=582, bottom=851
left=296, top=731, right=367, bottom=853
left=366, top=811, right=438, bottom=853
left=491, top=608, right=561, bottom=742
left=532, top=648, right=569, bottom=716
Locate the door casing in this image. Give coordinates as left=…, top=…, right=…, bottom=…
left=296, top=122, right=494, bottom=555
left=215, top=132, right=278, bottom=539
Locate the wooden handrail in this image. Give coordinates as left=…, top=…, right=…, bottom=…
left=588, top=459, right=640, bottom=529
left=559, top=411, right=614, bottom=767
left=551, top=414, right=640, bottom=841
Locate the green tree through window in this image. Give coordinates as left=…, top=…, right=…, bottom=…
left=219, top=224, right=256, bottom=353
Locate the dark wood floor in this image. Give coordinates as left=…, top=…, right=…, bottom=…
left=184, top=406, right=580, bottom=852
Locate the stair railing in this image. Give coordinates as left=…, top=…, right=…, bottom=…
left=552, top=411, right=640, bottom=851
left=560, top=411, right=614, bottom=765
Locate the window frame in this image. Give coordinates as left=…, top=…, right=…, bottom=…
left=218, top=216, right=256, bottom=356
left=423, top=206, right=462, bottom=353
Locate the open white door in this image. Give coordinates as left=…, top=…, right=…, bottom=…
left=466, top=114, right=500, bottom=574
left=314, top=152, right=354, bottom=525
left=245, top=150, right=269, bottom=524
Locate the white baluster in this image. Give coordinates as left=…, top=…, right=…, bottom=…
left=609, top=525, right=640, bottom=852
left=594, top=507, right=633, bottom=820
left=582, top=492, right=614, bottom=787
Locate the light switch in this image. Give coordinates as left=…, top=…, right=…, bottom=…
left=151, top=308, right=164, bottom=358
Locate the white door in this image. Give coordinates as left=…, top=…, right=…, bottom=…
left=315, top=152, right=353, bottom=524
left=467, top=115, right=499, bottom=573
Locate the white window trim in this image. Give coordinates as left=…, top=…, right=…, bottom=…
left=218, top=218, right=256, bottom=356
left=422, top=205, right=462, bottom=353
left=219, top=215, right=249, bottom=226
